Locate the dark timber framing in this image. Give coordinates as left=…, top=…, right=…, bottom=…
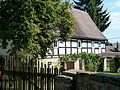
left=47, top=39, right=106, bottom=58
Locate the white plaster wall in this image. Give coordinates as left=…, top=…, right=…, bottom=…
left=59, top=41, right=65, bottom=47
left=66, top=41, right=70, bottom=47
left=82, top=49, right=87, bottom=53
left=66, top=48, right=71, bottom=54
left=78, top=48, right=81, bottom=53
left=94, top=43, right=99, bottom=48
left=52, top=39, right=106, bottom=56
left=82, top=42, right=87, bottom=47
left=54, top=48, right=58, bottom=55
left=59, top=48, right=65, bottom=55
left=101, top=44, right=105, bottom=48
left=88, top=43, right=92, bottom=47
left=72, top=41, right=77, bottom=47
left=37, top=58, right=60, bottom=68
left=74, top=59, right=80, bottom=70
left=92, top=48, right=95, bottom=53
left=88, top=49, right=92, bottom=53
left=72, top=48, right=77, bottom=54
left=99, top=48, right=102, bottom=53
left=102, top=49, right=105, bottom=52
left=95, top=49, right=99, bottom=54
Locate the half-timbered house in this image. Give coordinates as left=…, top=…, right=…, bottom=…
left=47, top=8, right=107, bottom=58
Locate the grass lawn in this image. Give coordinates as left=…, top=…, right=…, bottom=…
left=105, top=73, right=120, bottom=75
left=98, top=72, right=120, bottom=76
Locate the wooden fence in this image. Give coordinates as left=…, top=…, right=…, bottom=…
left=0, top=56, right=63, bottom=90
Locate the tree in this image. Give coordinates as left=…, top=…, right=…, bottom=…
left=0, top=0, right=75, bottom=58
left=74, top=0, right=111, bottom=32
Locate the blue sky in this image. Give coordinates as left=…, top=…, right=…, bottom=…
left=70, top=0, right=120, bottom=43
left=103, top=0, right=120, bottom=43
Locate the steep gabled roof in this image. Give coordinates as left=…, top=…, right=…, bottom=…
left=71, top=8, right=107, bottom=40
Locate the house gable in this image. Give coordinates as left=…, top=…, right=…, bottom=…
left=47, top=8, right=107, bottom=58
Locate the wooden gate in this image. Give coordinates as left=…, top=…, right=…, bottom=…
left=0, top=56, right=62, bottom=90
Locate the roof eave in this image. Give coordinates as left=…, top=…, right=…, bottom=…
left=72, top=36, right=107, bottom=41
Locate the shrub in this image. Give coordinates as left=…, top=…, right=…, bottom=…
left=109, top=60, right=116, bottom=72
left=60, top=52, right=102, bottom=72
left=70, top=53, right=80, bottom=61
left=80, top=52, right=102, bottom=72
left=114, top=56, right=120, bottom=72
left=60, top=55, right=70, bottom=61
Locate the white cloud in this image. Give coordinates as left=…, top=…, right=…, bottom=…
left=108, top=12, right=120, bottom=30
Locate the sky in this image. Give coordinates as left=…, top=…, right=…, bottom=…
left=70, top=0, right=120, bottom=43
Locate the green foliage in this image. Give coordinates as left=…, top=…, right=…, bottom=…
left=114, top=56, right=120, bottom=72
left=105, top=73, right=120, bottom=76
left=0, top=56, right=5, bottom=65
left=60, top=55, right=70, bottom=61
left=0, top=0, right=75, bottom=58
left=81, top=52, right=102, bottom=72
left=60, top=52, right=102, bottom=72
left=70, top=53, right=80, bottom=60
left=60, top=53, right=80, bottom=61
left=74, top=0, right=111, bottom=32
left=109, top=61, right=116, bottom=72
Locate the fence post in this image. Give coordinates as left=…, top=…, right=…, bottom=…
left=47, top=63, right=51, bottom=90
left=28, top=67, right=31, bottom=90
left=34, top=67, right=37, bottom=90
left=40, top=62, right=44, bottom=90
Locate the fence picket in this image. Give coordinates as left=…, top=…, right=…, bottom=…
left=1, top=56, right=62, bottom=90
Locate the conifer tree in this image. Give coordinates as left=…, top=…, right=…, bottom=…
left=74, top=0, right=111, bottom=32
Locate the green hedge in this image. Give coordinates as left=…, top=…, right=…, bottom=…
left=60, top=52, right=102, bottom=72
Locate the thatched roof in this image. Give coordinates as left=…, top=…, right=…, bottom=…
left=71, top=8, right=107, bottom=40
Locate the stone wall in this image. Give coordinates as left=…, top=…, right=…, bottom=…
left=55, top=70, right=120, bottom=90
left=55, top=75, right=73, bottom=90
